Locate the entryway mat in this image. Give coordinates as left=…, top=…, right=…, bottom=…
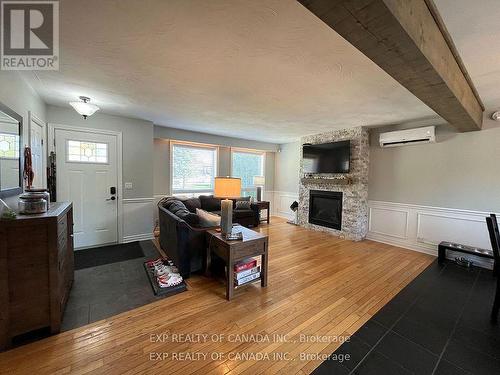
left=74, top=241, right=145, bottom=270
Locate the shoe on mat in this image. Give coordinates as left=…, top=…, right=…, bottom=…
left=157, top=273, right=183, bottom=288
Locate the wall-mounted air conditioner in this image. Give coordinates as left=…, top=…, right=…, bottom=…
left=379, top=126, right=436, bottom=148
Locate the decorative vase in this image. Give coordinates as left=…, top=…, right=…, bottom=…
left=220, top=199, right=233, bottom=236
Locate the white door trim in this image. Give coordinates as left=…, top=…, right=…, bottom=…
left=28, top=111, right=47, bottom=188
left=48, top=123, right=124, bottom=244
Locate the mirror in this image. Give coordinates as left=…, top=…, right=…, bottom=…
left=0, top=102, right=23, bottom=198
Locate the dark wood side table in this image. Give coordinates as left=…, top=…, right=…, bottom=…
left=206, top=225, right=268, bottom=300
left=254, top=200, right=270, bottom=224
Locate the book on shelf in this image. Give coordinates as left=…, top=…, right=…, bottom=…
left=235, top=266, right=260, bottom=280
left=234, top=272, right=260, bottom=286
left=234, top=258, right=257, bottom=273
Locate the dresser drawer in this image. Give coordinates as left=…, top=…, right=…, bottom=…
left=58, top=256, right=71, bottom=291
left=57, top=228, right=68, bottom=258
left=57, top=214, right=67, bottom=238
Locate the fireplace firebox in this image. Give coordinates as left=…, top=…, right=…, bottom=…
left=308, top=190, right=342, bottom=230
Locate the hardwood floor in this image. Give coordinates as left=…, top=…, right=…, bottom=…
left=0, top=217, right=434, bottom=374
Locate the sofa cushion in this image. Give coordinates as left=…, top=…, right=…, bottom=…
left=199, top=195, right=221, bottom=211
left=166, top=200, right=199, bottom=226
left=235, top=200, right=251, bottom=210
left=196, top=208, right=221, bottom=227
left=233, top=209, right=255, bottom=219
left=179, top=197, right=201, bottom=213
left=211, top=209, right=253, bottom=219
left=158, top=196, right=175, bottom=209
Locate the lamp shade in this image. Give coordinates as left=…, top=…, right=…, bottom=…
left=69, top=96, right=100, bottom=119
left=214, top=177, right=241, bottom=198
left=253, top=175, right=265, bottom=186
left=69, top=101, right=99, bottom=117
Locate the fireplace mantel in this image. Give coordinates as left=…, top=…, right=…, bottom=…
left=301, top=176, right=352, bottom=186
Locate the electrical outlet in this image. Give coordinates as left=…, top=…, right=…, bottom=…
left=124, top=182, right=133, bottom=190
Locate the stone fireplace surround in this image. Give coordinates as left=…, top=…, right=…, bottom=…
left=298, top=127, right=369, bottom=241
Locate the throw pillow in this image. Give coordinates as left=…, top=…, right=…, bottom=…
left=235, top=200, right=251, bottom=210
left=196, top=208, right=221, bottom=227
left=199, top=195, right=222, bottom=211
left=164, top=199, right=199, bottom=226
left=232, top=195, right=251, bottom=208
left=180, top=197, right=201, bottom=213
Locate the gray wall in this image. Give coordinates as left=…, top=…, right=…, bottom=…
left=47, top=105, right=154, bottom=199
left=0, top=72, right=46, bottom=124
left=153, top=126, right=278, bottom=196
left=0, top=71, right=46, bottom=207
left=264, top=152, right=275, bottom=192
left=154, top=125, right=279, bottom=152
left=369, top=116, right=500, bottom=211
left=219, top=146, right=232, bottom=178
left=153, top=139, right=170, bottom=196
left=274, top=141, right=300, bottom=193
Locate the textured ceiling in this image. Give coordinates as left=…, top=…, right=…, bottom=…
left=433, top=0, right=500, bottom=113
left=25, top=0, right=485, bottom=143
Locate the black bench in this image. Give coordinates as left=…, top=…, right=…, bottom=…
left=438, top=241, right=496, bottom=272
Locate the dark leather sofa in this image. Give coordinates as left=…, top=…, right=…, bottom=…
left=158, top=195, right=260, bottom=278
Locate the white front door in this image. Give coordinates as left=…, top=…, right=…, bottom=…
left=55, top=129, right=119, bottom=248
left=30, top=119, right=44, bottom=188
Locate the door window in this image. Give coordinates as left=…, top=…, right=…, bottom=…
left=67, top=140, right=108, bottom=163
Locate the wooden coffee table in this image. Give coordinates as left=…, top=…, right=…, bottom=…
left=206, top=225, right=268, bottom=300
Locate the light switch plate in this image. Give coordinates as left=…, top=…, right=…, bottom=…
left=124, top=182, right=133, bottom=190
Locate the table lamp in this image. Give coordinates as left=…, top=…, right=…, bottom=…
left=214, top=177, right=241, bottom=236
left=253, top=176, right=265, bottom=202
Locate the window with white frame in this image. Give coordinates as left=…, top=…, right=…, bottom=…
left=0, top=133, right=19, bottom=159
left=231, top=149, right=265, bottom=199
left=171, top=142, right=217, bottom=196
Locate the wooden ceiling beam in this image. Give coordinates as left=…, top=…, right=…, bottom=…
left=298, top=0, right=484, bottom=131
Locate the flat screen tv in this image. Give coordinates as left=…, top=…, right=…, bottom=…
left=303, top=140, right=350, bottom=174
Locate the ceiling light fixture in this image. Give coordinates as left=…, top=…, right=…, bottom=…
left=69, top=96, right=100, bottom=119
left=492, top=111, right=500, bottom=121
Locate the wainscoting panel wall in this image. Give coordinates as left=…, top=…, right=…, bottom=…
left=122, top=198, right=155, bottom=243
left=367, top=200, right=496, bottom=269
left=369, top=206, right=409, bottom=240
left=267, top=191, right=299, bottom=221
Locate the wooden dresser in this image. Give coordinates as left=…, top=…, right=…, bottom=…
left=0, top=202, right=74, bottom=350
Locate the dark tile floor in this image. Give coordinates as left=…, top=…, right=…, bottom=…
left=313, top=260, right=500, bottom=375
left=61, top=241, right=163, bottom=331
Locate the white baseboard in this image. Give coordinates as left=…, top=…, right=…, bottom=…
left=367, top=200, right=496, bottom=270
left=366, top=232, right=438, bottom=256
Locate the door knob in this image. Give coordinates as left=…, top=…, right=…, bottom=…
left=106, top=196, right=116, bottom=201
